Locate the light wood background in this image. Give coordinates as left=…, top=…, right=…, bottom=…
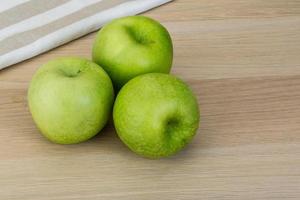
left=1, top=0, right=300, bottom=199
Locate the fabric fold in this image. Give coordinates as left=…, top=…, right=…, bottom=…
left=0, top=0, right=172, bottom=70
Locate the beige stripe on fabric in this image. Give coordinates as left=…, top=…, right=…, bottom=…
left=0, top=0, right=130, bottom=56
left=0, top=0, right=70, bottom=29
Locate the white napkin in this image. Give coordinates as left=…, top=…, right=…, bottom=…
left=0, top=0, right=172, bottom=70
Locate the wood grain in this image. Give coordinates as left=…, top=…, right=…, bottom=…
left=1, top=0, right=300, bottom=199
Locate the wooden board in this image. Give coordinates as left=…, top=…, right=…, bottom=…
left=1, top=0, right=300, bottom=199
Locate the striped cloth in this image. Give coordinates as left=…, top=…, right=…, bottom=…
left=0, top=0, right=172, bottom=70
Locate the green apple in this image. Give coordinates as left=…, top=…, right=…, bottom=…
left=113, top=73, right=200, bottom=158
left=92, top=16, right=173, bottom=90
left=28, top=57, right=114, bottom=144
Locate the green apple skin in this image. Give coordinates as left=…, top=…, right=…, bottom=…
left=28, top=57, right=114, bottom=144
left=92, top=16, right=173, bottom=90
left=113, top=73, right=200, bottom=159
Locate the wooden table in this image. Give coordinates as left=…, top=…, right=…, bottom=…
left=1, top=0, right=300, bottom=199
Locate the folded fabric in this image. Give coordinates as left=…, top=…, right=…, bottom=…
left=0, top=0, right=172, bottom=70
